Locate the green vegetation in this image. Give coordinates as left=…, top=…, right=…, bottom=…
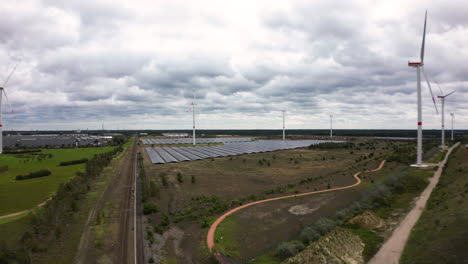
left=401, top=145, right=468, bottom=264
left=308, top=142, right=354, bottom=149
left=215, top=216, right=240, bottom=258
left=346, top=224, right=383, bottom=261
left=59, top=158, right=88, bottom=166
left=145, top=138, right=413, bottom=261
left=0, top=147, right=114, bottom=216
left=143, top=201, right=159, bottom=215
left=0, top=144, right=125, bottom=263
left=272, top=165, right=431, bottom=261
left=0, top=165, right=8, bottom=173
left=177, top=172, right=183, bottom=183
left=15, top=169, right=51, bottom=181
left=249, top=254, right=281, bottom=264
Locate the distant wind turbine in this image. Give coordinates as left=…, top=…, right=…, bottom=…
left=191, top=88, right=197, bottom=145
left=435, top=81, right=455, bottom=147
left=282, top=110, right=286, bottom=140
left=408, top=11, right=438, bottom=166
left=0, top=65, right=17, bottom=154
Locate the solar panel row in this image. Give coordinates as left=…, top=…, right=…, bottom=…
left=141, top=137, right=253, bottom=145
left=145, top=140, right=343, bottom=164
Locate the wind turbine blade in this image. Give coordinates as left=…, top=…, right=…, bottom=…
left=434, top=80, right=444, bottom=94
left=420, top=10, right=427, bottom=63
left=2, top=65, right=17, bottom=87
left=422, top=67, right=438, bottom=114
left=2, top=89, right=14, bottom=115
left=444, top=90, right=456, bottom=97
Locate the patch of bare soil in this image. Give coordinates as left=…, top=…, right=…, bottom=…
left=283, top=227, right=365, bottom=264
left=233, top=189, right=365, bottom=262
left=349, top=211, right=385, bottom=229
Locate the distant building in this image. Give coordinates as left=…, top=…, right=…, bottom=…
left=140, top=133, right=148, bottom=136
left=162, top=133, right=189, bottom=137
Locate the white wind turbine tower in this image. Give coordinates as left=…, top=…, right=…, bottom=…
left=191, top=88, right=197, bottom=145
left=282, top=110, right=286, bottom=140
left=435, top=81, right=455, bottom=148
left=0, top=66, right=17, bottom=154
left=408, top=11, right=439, bottom=167
left=450, top=113, right=454, bottom=140
left=329, top=114, right=333, bottom=138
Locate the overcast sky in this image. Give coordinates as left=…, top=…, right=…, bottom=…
left=0, top=0, right=467, bottom=131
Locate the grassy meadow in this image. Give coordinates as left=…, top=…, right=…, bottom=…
left=0, top=147, right=113, bottom=216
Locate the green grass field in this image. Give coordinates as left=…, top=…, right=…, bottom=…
left=0, top=147, right=113, bottom=216
left=401, top=145, right=468, bottom=264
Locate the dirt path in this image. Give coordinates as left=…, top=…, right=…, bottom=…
left=0, top=197, right=51, bottom=220
left=206, top=160, right=387, bottom=261
left=368, top=143, right=460, bottom=264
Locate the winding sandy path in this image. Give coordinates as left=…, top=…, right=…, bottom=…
left=368, top=143, right=460, bottom=264
left=0, top=197, right=51, bottom=220
left=206, top=160, right=387, bottom=261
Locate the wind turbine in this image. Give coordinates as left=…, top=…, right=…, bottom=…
left=282, top=110, right=286, bottom=140
left=329, top=114, right=333, bottom=138
left=450, top=113, right=454, bottom=140
left=408, top=11, right=438, bottom=167
left=435, top=81, right=455, bottom=147
left=191, top=88, right=197, bottom=145
left=0, top=65, right=17, bottom=154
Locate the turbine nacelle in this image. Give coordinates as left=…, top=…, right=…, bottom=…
left=408, top=62, right=423, bottom=67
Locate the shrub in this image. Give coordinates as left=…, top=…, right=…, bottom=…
left=300, top=227, right=320, bottom=244
left=154, top=224, right=163, bottom=234
left=314, top=218, right=337, bottom=235
left=59, top=158, right=88, bottom=166
left=161, top=213, right=170, bottom=227
left=161, top=174, right=168, bottom=187
left=308, top=142, right=354, bottom=149
left=15, top=169, right=51, bottom=180
left=149, top=180, right=159, bottom=197
left=177, top=172, right=183, bottom=183
left=191, top=175, right=196, bottom=184
left=143, top=202, right=159, bottom=215
left=200, top=217, right=210, bottom=228
left=276, top=241, right=304, bottom=259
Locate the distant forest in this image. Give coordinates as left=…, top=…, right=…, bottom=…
left=6, top=129, right=468, bottom=138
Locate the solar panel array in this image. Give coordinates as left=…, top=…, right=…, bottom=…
left=145, top=140, right=342, bottom=164
left=141, top=137, right=253, bottom=145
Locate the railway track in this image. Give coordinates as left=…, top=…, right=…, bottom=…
left=117, top=136, right=141, bottom=263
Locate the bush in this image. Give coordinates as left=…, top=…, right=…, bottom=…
left=143, top=202, right=159, bottom=215
left=161, top=213, right=170, bottom=227
left=149, top=180, right=159, bottom=197
left=300, top=227, right=320, bottom=244
left=154, top=224, right=163, bottom=234
left=308, top=142, right=354, bottom=150
left=177, top=172, right=183, bottom=183
left=16, top=169, right=51, bottom=180
left=59, top=158, right=88, bottom=166
left=276, top=241, right=304, bottom=259
left=314, top=218, right=337, bottom=235
left=161, top=174, right=168, bottom=187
